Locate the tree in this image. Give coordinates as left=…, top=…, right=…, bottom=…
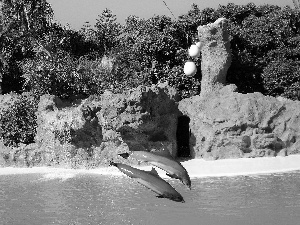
left=177, top=4, right=211, bottom=48
left=118, top=15, right=180, bottom=68
left=94, top=8, right=121, bottom=53
left=1, top=0, right=53, bottom=37
left=0, top=0, right=54, bottom=93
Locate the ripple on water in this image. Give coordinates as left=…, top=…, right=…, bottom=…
left=1, top=171, right=300, bottom=225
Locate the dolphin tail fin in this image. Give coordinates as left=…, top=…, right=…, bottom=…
left=118, top=153, right=130, bottom=159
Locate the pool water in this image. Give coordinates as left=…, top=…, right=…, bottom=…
left=1, top=171, right=300, bottom=225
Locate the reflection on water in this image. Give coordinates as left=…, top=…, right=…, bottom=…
left=0, top=171, right=300, bottom=225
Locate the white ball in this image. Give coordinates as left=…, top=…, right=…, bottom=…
left=188, top=44, right=200, bottom=58
left=195, top=42, right=203, bottom=50
left=184, top=61, right=197, bottom=76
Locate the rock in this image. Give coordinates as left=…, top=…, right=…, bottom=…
left=177, top=18, right=300, bottom=160
left=276, top=148, right=287, bottom=157
left=0, top=83, right=180, bottom=168
left=198, top=18, right=232, bottom=97
left=6, top=143, right=42, bottom=167
left=0, top=141, right=12, bottom=167
left=97, top=82, right=181, bottom=163
left=179, top=85, right=300, bottom=160
left=25, top=83, right=180, bottom=167
left=35, top=94, right=103, bottom=167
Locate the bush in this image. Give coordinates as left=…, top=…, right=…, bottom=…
left=164, top=65, right=201, bottom=99
left=21, top=50, right=82, bottom=99
left=262, top=59, right=300, bottom=100
left=0, top=93, right=38, bottom=147
left=21, top=51, right=115, bottom=99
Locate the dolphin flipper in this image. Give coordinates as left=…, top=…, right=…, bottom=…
left=118, top=153, right=130, bottom=159
left=156, top=194, right=185, bottom=203
left=149, top=167, right=160, bottom=177
left=166, top=173, right=179, bottom=179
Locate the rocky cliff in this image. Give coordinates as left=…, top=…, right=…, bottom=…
left=0, top=83, right=180, bottom=167
left=179, top=85, right=300, bottom=159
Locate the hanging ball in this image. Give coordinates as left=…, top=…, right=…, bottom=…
left=184, top=61, right=197, bottom=76
left=188, top=44, right=200, bottom=58
left=195, top=42, right=203, bottom=50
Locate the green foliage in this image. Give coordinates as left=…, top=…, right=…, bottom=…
left=113, top=4, right=295, bottom=99
left=1, top=2, right=300, bottom=101
left=0, top=0, right=54, bottom=93
left=0, top=93, right=37, bottom=147
left=110, top=14, right=201, bottom=98
left=95, top=8, right=121, bottom=52
left=21, top=50, right=113, bottom=99
left=21, top=50, right=77, bottom=98
left=0, top=0, right=53, bottom=41
left=118, top=15, right=181, bottom=68
left=262, top=59, right=300, bottom=100
left=163, top=65, right=201, bottom=99
left=178, top=4, right=215, bottom=45
left=213, top=4, right=300, bottom=96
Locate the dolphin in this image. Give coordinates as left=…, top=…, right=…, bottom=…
left=110, top=162, right=185, bottom=203
left=118, top=150, right=191, bottom=190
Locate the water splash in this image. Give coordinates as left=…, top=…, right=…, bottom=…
left=39, top=172, right=77, bottom=182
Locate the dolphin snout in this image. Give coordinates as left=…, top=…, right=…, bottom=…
left=173, top=196, right=185, bottom=203
left=182, top=178, right=192, bottom=190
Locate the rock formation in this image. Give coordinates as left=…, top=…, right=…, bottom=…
left=198, top=18, right=232, bottom=97
left=4, top=83, right=180, bottom=168
left=178, top=18, right=300, bottom=160
left=179, top=85, right=300, bottom=159
left=96, top=83, right=180, bottom=164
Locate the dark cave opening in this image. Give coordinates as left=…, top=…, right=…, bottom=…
left=176, top=116, right=191, bottom=158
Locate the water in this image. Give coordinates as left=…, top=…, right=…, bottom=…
left=1, top=171, right=300, bottom=225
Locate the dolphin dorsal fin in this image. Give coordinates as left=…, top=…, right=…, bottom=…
left=149, top=167, right=159, bottom=177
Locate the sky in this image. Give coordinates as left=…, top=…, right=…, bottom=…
left=47, top=0, right=294, bottom=30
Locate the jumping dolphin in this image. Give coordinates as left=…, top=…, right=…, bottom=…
left=118, top=150, right=191, bottom=189
left=110, top=162, right=185, bottom=203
